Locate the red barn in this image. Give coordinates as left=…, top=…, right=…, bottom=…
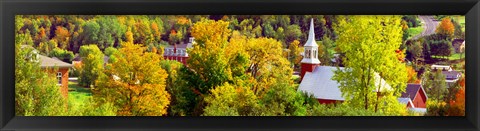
left=401, top=83, right=428, bottom=108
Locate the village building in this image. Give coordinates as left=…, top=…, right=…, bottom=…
left=21, top=45, right=73, bottom=99
left=431, top=64, right=453, bottom=71
left=452, top=39, right=465, bottom=53
left=401, top=84, right=428, bottom=108
left=397, top=98, right=414, bottom=108
left=39, top=54, right=73, bottom=99
left=297, top=19, right=392, bottom=104
left=399, top=83, right=428, bottom=114
left=431, top=64, right=462, bottom=87
left=163, top=37, right=195, bottom=65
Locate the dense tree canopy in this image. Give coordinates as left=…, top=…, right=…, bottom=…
left=15, top=30, right=67, bottom=116
left=78, top=44, right=104, bottom=87
left=94, top=42, right=170, bottom=116
left=333, top=15, right=408, bottom=115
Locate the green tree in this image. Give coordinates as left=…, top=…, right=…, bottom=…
left=94, top=42, right=170, bottom=116
left=15, top=32, right=67, bottom=116
left=450, top=18, right=464, bottom=39
left=332, top=15, right=408, bottom=114
left=104, top=46, right=120, bottom=63
left=38, top=39, right=58, bottom=55
left=239, top=19, right=256, bottom=38
left=284, top=25, right=302, bottom=45
left=318, top=36, right=335, bottom=66
left=160, top=60, right=196, bottom=116
left=97, top=16, right=127, bottom=49
left=406, top=40, right=423, bottom=67
left=80, top=21, right=101, bottom=46
left=78, top=44, right=104, bottom=87
left=429, top=40, right=454, bottom=58
left=259, top=83, right=306, bottom=116
left=203, top=83, right=259, bottom=116
left=48, top=48, right=74, bottom=62
left=275, top=27, right=286, bottom=43
left=262, top=23, right=276, bottom=38
left=423, top=69, right=448, bottom=101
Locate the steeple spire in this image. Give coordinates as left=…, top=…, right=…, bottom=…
left=301, top=18, right=320, bottom=64
left=304, top=18, right=318, bottom=47
left=300, top=18, right=321, bottom=80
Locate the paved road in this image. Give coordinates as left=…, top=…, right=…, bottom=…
left=413, top=15, right=439, bottom=40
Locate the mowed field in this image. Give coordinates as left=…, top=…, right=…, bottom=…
left=68, top=81, right=93, bottom=106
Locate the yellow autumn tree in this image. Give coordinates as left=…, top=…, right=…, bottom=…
left=245, top=37, right=293, bottom=96
left=406, top=66, right=418, bottom=83
left=187, top=18, right=232, bottom=94
left=288, top=40, right=303, bottom=67
left=94, top=41, right=170, bottom=116
left=125, top=30, right=134, bottom=43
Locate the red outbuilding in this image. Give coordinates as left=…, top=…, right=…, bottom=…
left=401, top=83, right=428, bottom=108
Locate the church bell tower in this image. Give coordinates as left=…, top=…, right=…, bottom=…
left=300, top=18, right=321, bottom=80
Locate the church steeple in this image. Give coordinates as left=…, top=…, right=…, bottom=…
left=301, top=18, right=321, bottom=64
left=300, top=19, right=321, bottom=81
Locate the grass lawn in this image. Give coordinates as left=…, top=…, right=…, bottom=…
left=407, top=26, right=424, bottom=39
left=68, top=81, right=92, bottom=105
left=449, top=52, right=465, bottom=60
left=431, top=52, right=465, bottom=61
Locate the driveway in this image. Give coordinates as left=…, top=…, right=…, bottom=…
left=413, top=15, right=440, bottom=40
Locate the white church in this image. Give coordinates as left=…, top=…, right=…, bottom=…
left=297, top=19, right=393, bottom=104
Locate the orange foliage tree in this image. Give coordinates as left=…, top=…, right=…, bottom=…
left=395, top=49, right=406, bottom=63
left=435, top=18, right=455, bottom=38
left=406, top=66, right=418, bottom=83
left=448, top=77, right=465, bottom=116
left=35, top=27, right=48, bottom=44
left=94, top=42, right=170, bottom=116
left=54, top=26, right=70, bottom=49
